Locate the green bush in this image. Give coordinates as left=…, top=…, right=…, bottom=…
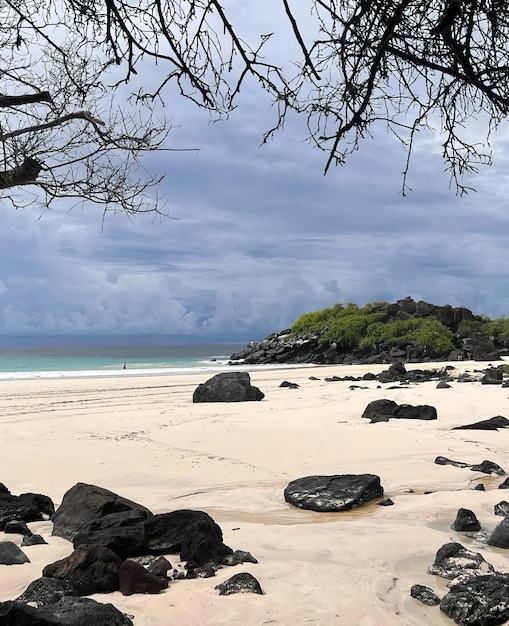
left=408, top=319, right=455, bottom=356
left=485, top=316, right=509, bottom=341
left=290, top=301, right=474, bottom=358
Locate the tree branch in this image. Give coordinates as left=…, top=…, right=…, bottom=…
left=2, top=111, right=106, bottom=140
left=0, top=92, right=52, bottom=107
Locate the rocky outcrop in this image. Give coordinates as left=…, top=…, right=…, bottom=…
left=412, top=542, right=509, bottom=623
left=193, top=372, right=264, bottom=403
left=284, top=474, right=383, bottom=512
left=3, top=481, right=258, bottom=625
left=229, top=297, right=509, bottom=366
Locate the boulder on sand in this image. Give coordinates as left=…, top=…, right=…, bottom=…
left=284, top=474, right=383, bottom=512
left=193, top=372, right=264, bottom=403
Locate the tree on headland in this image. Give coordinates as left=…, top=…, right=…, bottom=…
left=4, top=0, right=509, bottom=214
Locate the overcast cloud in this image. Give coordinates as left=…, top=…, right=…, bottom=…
left=2, top=4, right=509, bottom=340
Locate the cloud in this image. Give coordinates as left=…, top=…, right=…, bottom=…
left=3, top=7, right=509, bottom=338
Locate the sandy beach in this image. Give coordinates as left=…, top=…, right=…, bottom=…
left=0, top=361, right=508, bottom=625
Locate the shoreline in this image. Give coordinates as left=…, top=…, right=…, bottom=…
left=0, top=355, right=494, bottom=383
left=0, top=360, right=508, bottom=624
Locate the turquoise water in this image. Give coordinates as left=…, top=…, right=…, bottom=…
left=0, top=341, right=247, bottom=380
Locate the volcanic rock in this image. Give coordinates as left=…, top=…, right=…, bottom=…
left=193, top=372, right=264, bottom=403
left=52, top=483, right=151, bottom=542
left=0, top=541, right=30, bottom=565
left=284, top=474, right=383, bottom=512
left=215, top=572, right=263, bottom=596
left=43, top=544, right=122, bottom=595
left=0, top=597, right=133, bottom=625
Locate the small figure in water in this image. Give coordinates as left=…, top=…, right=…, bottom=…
left=123, top=362, right=127, bottom=370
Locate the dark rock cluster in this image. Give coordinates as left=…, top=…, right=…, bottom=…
left=0, top=482, right=262, bottom=624
left=362, top=399, right=437, bottom=423
left=411, top=540, right=509, bottom=625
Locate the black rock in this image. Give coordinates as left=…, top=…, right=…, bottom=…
left=284, top=474, right=383, bottom=512
left=378, top=361, right=406, bottom=383
left=436, top=381, right=451, bottom=389
left=180, top=524, right=232, bottom=566
left=452, top=508, right=481, bottom=532
left=487, top=517, right=509, bottom=548
left=0, top=597, right=133, bottom=625
left=0, top=492, right=54, bottom=530
left=144, top=510, right=226, bottom=557
left=71, top=508, right=232, bottom=567
left=410, top=583, right=441, bottom=606
left=146, top=556, right=172, bottom=577
left=22, top=534, right=47, bottom=547
left=434, top=456, right=506, bottom=474
left=118, top=559, right=168, bottom=596
left=470, top=460, right=506, bottom=475
left=43, top=544, right=122, bottom=595
left=193, top=372, right=264, bottom=403
left=453, top=415, right=509, bottom=431
left=361, top=399, right=398, bottom=420
left=185, top=564, right=217, bottom=579
left=279, top=381, right=300, bottom=388
left=378, top=498, right=394, bottom=506
left=440, top=573, right=509, bottom=626
left=498, top=477, right=509, bottom=489
left=4, top=520, right=32, bottom=536
left=52, top=483, right=151, bottom=542
left=73, top=508, right=150, bottom=559
left=494, top=501, right=509, bottom=517
left=215, top=572, right=263, bottom=596
left=16, top=577, right=77, bottom=606
left=434, top=456, right=470, bottom=469
left=362, top=399, right=437, bottom=421
left=480, top=368, right=503, bottom=384
left=0, top=541, right=30, bottom=565
left=393, top=404, right=437, bottom=420
left=427, top=542, right=494, bottom=580
left=222, top=550, right=259, bottom=566
left=474, top=484, right=486, bottom=491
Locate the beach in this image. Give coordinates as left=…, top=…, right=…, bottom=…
left=0, top=361, right=508, bottom=625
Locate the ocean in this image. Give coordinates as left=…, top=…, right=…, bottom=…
left=0, top=337, right=253, bottom=381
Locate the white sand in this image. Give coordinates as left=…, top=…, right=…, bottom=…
left=0, top=361, right=508, bottom=625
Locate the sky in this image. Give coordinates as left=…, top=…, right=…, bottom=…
left=2, top=2, right=509, bottom=342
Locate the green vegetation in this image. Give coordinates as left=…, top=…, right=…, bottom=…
left=289, top=300, right=498, bottom=358
left=291, top=302, right=386, bottom=350
left=485, top=316, right=509, bottom=341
